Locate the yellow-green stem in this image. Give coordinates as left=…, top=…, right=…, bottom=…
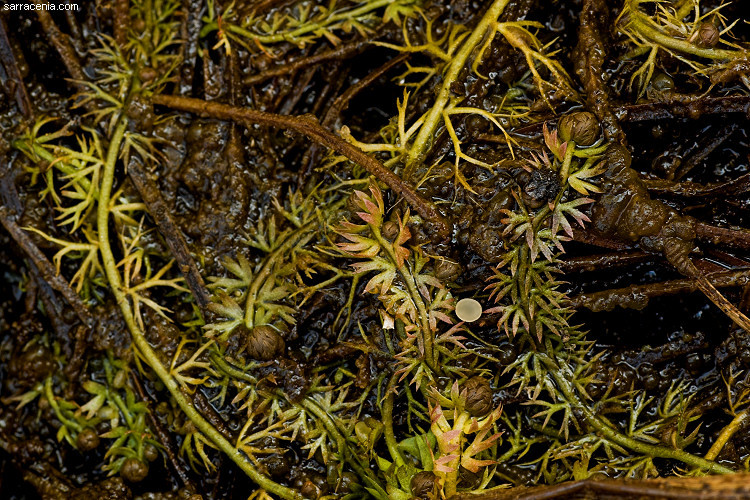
left=44, top=377, right=81, bottom=432
left=627, top=0, right=743, bottom=60
left=704, top=409, right=749, bottom=461
left=222, top=0, right=395, bottom=45
left=375, top=228, right=436, bottom=369
left=560, top=141, right=576, bottom=184
left=542, top=354, right=734, bottom=474
left=382, top=390, right=406, bottom=468
left=443, top=412, right=468, bottom=497
left=404, top=0, right=511, bottom=179
left=244, top=221, right=315, bottom=328
left=96, top=116, right=303, bottom=500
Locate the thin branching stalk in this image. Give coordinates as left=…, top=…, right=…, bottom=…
left=151, top=94, right=449, bottom=237
left=244, top=220, right=315, bottom=329
left=217, top=0, right=396, bottom=45
left=211, top=354, right=378, bottom=486
left=0, top=207, right=94, bottom=327
left=624, top=0, right=745, bottom=61
left=542, top=354, right=735, bottom=474
left=704, top=409, right=750, bottom=461
left=404, top=0, right=511, bottom=178
left=96, top=115, right=303, bottom=500
left=382, top=390, right=407, bottom=468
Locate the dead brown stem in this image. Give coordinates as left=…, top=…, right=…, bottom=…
left=571, top=268, right=750, bottom=312
left=126, top=160, right=211, bottom=313
left=642, top=172, right=750, bottom=198
left=151, top=94, right=450, bottom=237
left=571, top=227, right=633, bottom=250
left=559, top=250, right=651, bottom=273
left=0, top=18, right=31, bottom=117
left=512, top=95, right=750, bottom=137
left=696, top=222, right=750, bottom=251
left=616, top=95, right=750, bottom=122
left=453, top=473, right=750, bottom=500
left=243, top=38, right=371, bottom=86
left=0, top=206, right=94, bottom=329
left=33, top=1, right=86, bottom=82
left=323, top=53, right=408, bottom=129
left=131, top=371, right=195, bottom=490
left=297, top=52, right=408, bottom=183
left=673, top=123, right=736, bottom=180
left=574, top=0, right=625, bottom=144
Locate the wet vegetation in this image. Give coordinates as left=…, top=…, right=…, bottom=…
left=1, top=0, right=750, bottom=498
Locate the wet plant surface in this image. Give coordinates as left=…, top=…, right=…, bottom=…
left=1, top=0, right=750, bottom=498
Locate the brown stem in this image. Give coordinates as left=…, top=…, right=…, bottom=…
left=151, top=94, right=450, bottom=237
left=642, top=171, right=750, bottom=198
left=63, top=325, right=89, bottom=389
left=695, top=222, right=750, bottom=251
left=574, top=0, right=625, bottom=144
left=126, top=160, right=211, bottom=313
left=0, top=18, right=32, bottom=117
left=686, top=265, right=750, bottom=334
left=278, top=59, right=320, bottom=115
left=451, top=473, right=750, bottom=500
left=33, top=1, right=86, bottom=82
left=27, top=262, right=70, bottom=339
left=297, top=53, right=408, bottom=183
left=512, top=95, right=750, bottom=137
left=131, top=371, right=195, bottom=490
left=113, top=0, right=130, bottom=48
left=559, top=250, right=651, bottom=273
left=571, top=268, right=750, bottom=312
left=673, top=123, right=736, bottom=181
left=64, top=4, right=84, bottom=51
left=322, top=53, right=408, bottom=129
left=0, top=206, right=94, bottom=328
left=615, top=95, right=750, bottom=123
left=193, top=391, right=232, bottom=438
left=571, top=227, right=633, bottom=251
left=243, top=38, right=371, bottom=86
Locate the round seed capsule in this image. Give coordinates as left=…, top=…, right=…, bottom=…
left=455, top=298, right=482, bottom=323
left=76, top=428, right=100, bottom=451
left=120, top=458, right=149, bottom=483
left=696, top=22, right=719, bottom=48
left=557, top=111, right=600, bottom=146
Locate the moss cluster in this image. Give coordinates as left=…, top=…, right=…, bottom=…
left=1, top=0, right=750, bottom=498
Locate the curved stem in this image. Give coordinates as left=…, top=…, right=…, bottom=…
left=626, top=0, right=743, bottom=61
left=404, top=0, right=511, bottom=179
left=573, top=143, right=607, bottom=158
left=560, top=140, right=576, bottom=184
left=151, top=94, right=448, bottom=237
left=244, top=221, right=314, bottom=328
left=704, top=409, right=750, bottom=461
left=96, top=116, right=303, bottom=500
left=222, top=0, right=394, bottom=46
left=374, top=228, right=436, bottom=369
left=542, top=354, right=735, bottom=474
left=382, top=390, right=406, bottom=468
left=664, top=241, right=750, bottom=333
left=44, top=377, right=82, bottom=433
